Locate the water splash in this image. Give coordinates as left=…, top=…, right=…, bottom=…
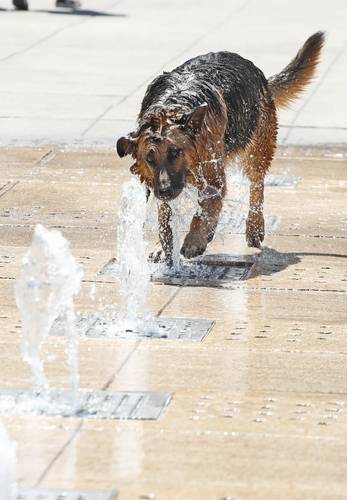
left=115, top=178, right=151, bottom=331
left=0, top=421, right=17, bottom=500
left=218, top=163, right=249, bottom=239
left=15, top=224, right=82, bottom=397
left=146, top=161, right=249, bottom=282
left=168, top=184, right=200, bottom=268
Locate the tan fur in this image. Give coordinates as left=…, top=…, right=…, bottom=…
left=240, top=97, right=278, bottom=247
left=268, top=31, right=325, bottom=109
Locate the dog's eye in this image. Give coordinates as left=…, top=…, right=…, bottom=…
left=146, top=150, right=156, bottom=165
left=168, top=147, right=181, bottom=161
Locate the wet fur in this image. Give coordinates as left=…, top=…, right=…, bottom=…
left=117, top=32, right=325, bottom=263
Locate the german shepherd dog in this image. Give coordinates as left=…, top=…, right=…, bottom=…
left=117, top=32, right=324, bottom=265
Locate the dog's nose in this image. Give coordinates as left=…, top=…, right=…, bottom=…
left=158, top=186, right=173, bottom=197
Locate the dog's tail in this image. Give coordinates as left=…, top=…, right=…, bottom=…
left=268, top=31, right=325, bottom=109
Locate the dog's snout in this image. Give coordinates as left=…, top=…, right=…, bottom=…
left=155, top=167, right=184, bottom=200
left=159, top=169, right=171, bottom=191
left=158, top=185, right=173, bottom=198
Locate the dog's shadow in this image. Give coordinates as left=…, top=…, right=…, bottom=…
left=245, top=246, right=347, bottom=279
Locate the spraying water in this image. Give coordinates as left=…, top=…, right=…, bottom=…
left=145, top=161, right=249, bottom=283
left=218, top=163, right=249, bottom=238
left=0, top=421, right=17, bottom=500
left=113, top=164, right=248, bottom=321
left=15, top=224, right=83, bottom=397
left=115, top=178, right=151, bottom=331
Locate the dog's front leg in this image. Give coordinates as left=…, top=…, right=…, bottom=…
left=181, top=186, right=223, bottom=259
left=150, top=201, right=173, bottom=266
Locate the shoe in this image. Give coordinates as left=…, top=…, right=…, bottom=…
left=13, top=0, right=29, bottom=10
left=55, top=0, right=81, bottom=8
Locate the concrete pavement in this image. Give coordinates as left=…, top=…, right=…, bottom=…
left=0, top=0, right=347, bottom=498
left=0, top=0, right=346, bottom=147
left=0, top=146, right=347, bottom=498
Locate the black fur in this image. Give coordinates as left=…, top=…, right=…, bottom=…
left=139, top=51, right=268, bottom=152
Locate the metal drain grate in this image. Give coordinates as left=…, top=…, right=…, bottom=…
left=17, top=490, right=117, bottom=500
left=151, top=258, right=253, bottom=287
left=101, top=255, right=253, bottom=288
left=265, top=175, right=300, bottom=188
left=51, top=315, right=214, bottom=342
left=0, top=390, right=172, bottom=420
left=218, top=214, right=278, bottom=234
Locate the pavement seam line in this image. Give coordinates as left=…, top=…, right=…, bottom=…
left=35, top=336, right=141, bottom=486
left=80, top=104, right=114, bottom=138
left=155, top=287, right=182, bottom=318
left=0, top=22, right=83, bottom=63
left=37, top=149, right=57, bottom=165
left=80, top=288, right=183, bottom=392
left=35, top=420, right=83, bottom=487
left=0, top=180, right=19, bottom=198
left=101, top=339, right=142, bottom=391
left=158, top=0, right=253, bottom=72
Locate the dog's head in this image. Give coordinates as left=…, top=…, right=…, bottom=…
left=116, top=105, right=207, bottom=201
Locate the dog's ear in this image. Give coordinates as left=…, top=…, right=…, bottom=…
left=116, top=135, right=137, bottom=158
left=184, top=104, right=208, bottom=133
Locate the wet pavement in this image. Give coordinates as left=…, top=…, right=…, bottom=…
left=0, top=146, right=346, bottom=498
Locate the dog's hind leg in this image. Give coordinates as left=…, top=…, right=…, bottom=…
left=246, top=178, right=265, bottom=248
left=242, top=99, right=278, bottom=248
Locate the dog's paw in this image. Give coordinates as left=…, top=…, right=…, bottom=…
left=181, top=231, right=208, bottom=259
left=148, top=243, right=172, bottom=266
left=246, top=213, right=264, bottom=248
left=149, top=248, right=164, bottom=263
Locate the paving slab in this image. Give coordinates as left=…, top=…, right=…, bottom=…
left=0, top=147, right=346, bottom=499
left=38, top=393, right=347, bottom=498
left=2, top=414, right=80, bottom=487
left=0, top=0, right=346, bottom=147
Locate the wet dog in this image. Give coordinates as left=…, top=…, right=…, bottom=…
left=117, top=32, right=324, bottom=264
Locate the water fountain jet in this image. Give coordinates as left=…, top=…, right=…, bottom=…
left=114, top=178, right=152, bottom=334
left=15, top=224, right=82, bottom=398
left=0, top=421, right=17, bottom=500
